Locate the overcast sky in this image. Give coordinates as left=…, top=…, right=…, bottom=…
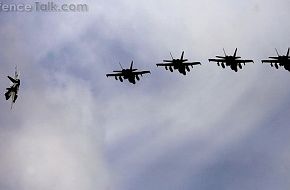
left=0, top=0, right=290, bottom=190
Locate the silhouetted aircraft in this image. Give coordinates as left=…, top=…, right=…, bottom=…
left=106, top=61, right=150, bottom=84
left=156, top=51, right=201, bottom=75
left=5, top=67, right=20, bottom=109
left=262, top=48, right=290, bottom=72
left=209, top=48, right=254, bottom=72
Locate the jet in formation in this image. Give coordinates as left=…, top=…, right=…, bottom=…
left=3, top=48, right=290, bottom=108
left=209, top=48, right=254, bottom=72
left=156, top=51, right=201, bottom=75
left=262, top=48, right=290, bottom=72
left=5, top=67, right=20, bottom=109
left=106, top=61, right=150, bottom=84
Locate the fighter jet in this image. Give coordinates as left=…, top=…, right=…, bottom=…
left=209, top=48, right=254, bottom=72
left=156, top=51, right=201, bottom=75
left=106, top=61, right=150, bottom=84
left=5, top=67, right=20, bottom=109
left=262, top=48, right=290, bottom=72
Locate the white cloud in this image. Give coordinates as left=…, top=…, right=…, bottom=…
left=0, top=72, right=111, bottom=190
left=1, top=0, right=290, bottom=190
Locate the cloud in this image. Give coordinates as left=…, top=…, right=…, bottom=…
left=0, top=3, right=112, bottom=189
left=0, top=71, right=111, bottom=190
left=1, top=0, right=290, bottom=190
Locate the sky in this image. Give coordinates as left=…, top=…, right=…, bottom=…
left=0, top=0, right=290, bottom=190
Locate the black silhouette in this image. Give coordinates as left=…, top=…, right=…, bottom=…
left=5, top=67, right=20, bottom=109
left=262, top=48, right=290, bottom=72
left=106, top=61, right=150, bottom=84
left=209, top=48, right=254, bottom=72
left=156, top=51, right=201, bottom=75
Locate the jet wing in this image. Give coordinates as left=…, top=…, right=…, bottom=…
left=106, top=73, right=123, bottom=77
left=208, top=59, right=225, bottom=63
left=261, top=60, right=280, bottom=64
left=183, top=62, right=201, bottom=66
left=7, top=76, right=17, bottom=83
left=236, top=60, right=254, bottom=64
left=156, top=63, right=174, bottom=66
left=5, top=89, right=17, bottom=109
left=132, top=71, right=151, bottom=75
